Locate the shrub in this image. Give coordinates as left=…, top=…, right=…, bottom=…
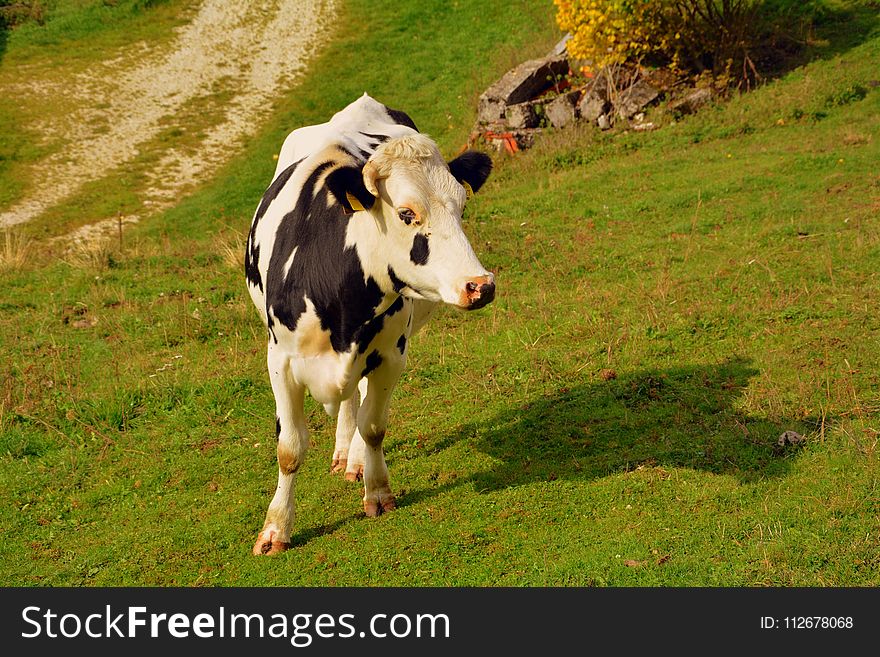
left=554, top=0, right=793, bottom=84
left=554, top=0, right=664, bottom=70
left=0, top=1, right=47, bottom=28
left=663, top=0, right=765, bottom=81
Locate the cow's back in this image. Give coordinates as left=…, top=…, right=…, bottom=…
left=273, top=94, right=418, bottom=178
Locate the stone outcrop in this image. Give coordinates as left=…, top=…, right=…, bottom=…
left=668, top=87, right=715, bottom=115
left=472, top=34, right=719, bottom=151
left=477, top=54, right=570, bottom=125
left=472, top=37, right=664, bottom=151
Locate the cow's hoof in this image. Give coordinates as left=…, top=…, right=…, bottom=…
left=364, top=495, right=396, bottom=517
left=252, top=530, right=291, bottom=556
left=330, top=457, right=347, bottom=474
left=345, top=465, right=363, bottom=482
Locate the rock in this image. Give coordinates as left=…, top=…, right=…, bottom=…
left=477, top=97, right=508, bottom=124
left=578, top=89, right=608, bottom=123
left=576, top=71, right=615, bottom=124
left=669, top=87, right=715, bottom=115
left=477, top=54, right=570, bottom=124
left=585, top=70, right=612, bottom=101
left=549, top=33, right=572, bottom=58
left=504, top=101, right=539, bottom=129
left=777, top=430, right=805, bottom=447
left=544, top=91, right=580, bottom=128
left=617, top=78, right=660, bottom=119
left=597, top=114, right=611, bottom=130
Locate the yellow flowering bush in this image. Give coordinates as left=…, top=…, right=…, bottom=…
left=554, top=0, right=671, bottom=70
left=555, top=0, right=766, bottom=81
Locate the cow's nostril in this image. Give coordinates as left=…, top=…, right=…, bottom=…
left=464, top=279, right=495, bottom=310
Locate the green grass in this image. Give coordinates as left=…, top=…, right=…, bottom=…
left=2, top=0, right=183, bottom=59
left=1, top=0, right=879, bottom=586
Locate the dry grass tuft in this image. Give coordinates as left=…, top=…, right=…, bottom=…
left=0, top=228, right=33, bottom=271
left=62, top=236, right=117, bottom=272
left=214, top=228, right=245, bottom=271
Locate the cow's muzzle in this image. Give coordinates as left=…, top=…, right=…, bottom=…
left=462, top=275, right=495, bottom=310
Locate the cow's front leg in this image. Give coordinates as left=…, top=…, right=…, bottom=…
left=253, top=349, right=308, bottom=556
left=358, top=356, right=405, bottom=517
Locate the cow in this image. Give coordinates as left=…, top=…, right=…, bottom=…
left=245, top=94, right=496, bottom=555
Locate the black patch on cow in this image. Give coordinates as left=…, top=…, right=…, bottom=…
left=448, top=150, right=493, bottom=194
left=325, top=165, right=375, bottom=214
left=388, top=266, right=407, bottom=293
left=362, top=350, right=383, bottom=378
left=339, top=145, right=369, bottom=165
left=354, top=295, right=404, bottom=354
left=397, top=334, right=407, bottom=355
left=386, top=295, right=404, bottom=316
left=385, top=107, right=419, bottom=132
left=246, top=158, right=304, bottom=293
left=410, top=233, right=430, bottom=265
left=275, top=416, right=281, bottom=440
left=265, top=160, right=385, bottom=353
left=387, top=266, right=427, bottom=297
left=355, top=313, right=384, bottom=354
left=256, top=159, right=303, bottom=223
left=245, top=234, right=264, bottom=293
left=360, top=132, right=391, bottom=144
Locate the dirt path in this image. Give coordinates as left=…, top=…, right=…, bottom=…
left=0, top=0, right=336, bottom=240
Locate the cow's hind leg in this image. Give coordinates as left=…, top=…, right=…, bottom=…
left=344, top=427, right=366, bottom=482
left=331, top=383, right=365, bottom=481
left=358, top=357, right=404, bottom=517
left=331, top=378, right=367, bottom=481
left=253, top=348, right=308, bottom=556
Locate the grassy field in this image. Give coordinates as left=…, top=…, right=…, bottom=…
left=1, top=0, right=878, bottom=586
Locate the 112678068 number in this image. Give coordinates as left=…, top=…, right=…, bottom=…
left=784, top=617, right=853, bottom=629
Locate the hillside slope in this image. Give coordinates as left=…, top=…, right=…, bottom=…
left=0, top=1, right=877, bottom=586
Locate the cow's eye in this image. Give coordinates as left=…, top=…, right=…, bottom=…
left=398, top=208, right=417, bottom=225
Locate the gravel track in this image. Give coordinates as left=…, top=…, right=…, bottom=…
left=0, top=0, right=335, bottom=239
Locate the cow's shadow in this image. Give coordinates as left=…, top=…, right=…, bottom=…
left=400, top=356, right=813, bottom=507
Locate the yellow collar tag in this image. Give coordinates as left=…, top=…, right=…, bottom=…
left=462, top=181, right=475, bottom=200
left=346, top=192, right=366, bottom=212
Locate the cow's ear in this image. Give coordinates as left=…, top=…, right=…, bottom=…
left=448, top=150, right=492, bottom=196
left=326, top=165, right=376, bottom=214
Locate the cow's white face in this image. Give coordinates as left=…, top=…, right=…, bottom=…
left=351, top=135, right=495, bottom=310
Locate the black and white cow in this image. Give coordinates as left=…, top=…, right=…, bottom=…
left=245, top=94, right=495, bottom=555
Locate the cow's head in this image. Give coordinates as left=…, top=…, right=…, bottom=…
left=329, top=134, right=495, bottom=310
